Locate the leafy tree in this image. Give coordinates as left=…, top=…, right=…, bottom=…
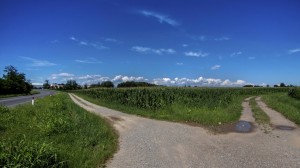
left=274, top=85, right=279, bottom=87
left=100, top=81, right=114, bottom=88
left=43, top=80, right=50, bottom=89
left=0, top=66, right=32, bottom=94
left=243, top=85, right=253, bottom=87
left=117, top=81, right=156, bottom=88
left=64, top=80, right=80, bottom=90
left=280, top=83, right=286, bottom=87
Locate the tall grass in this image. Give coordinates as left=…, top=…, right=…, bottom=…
left=262, top=93, right=300, bottom=125
left=0, top=93, right=118, bottom=168
left=74, top=87, right=288, bottom=126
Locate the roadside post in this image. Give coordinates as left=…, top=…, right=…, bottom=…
left=32, top=97, right=35, bottom=106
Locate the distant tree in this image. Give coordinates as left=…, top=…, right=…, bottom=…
left=266, top=85, right=270, bottom=87
left=100, top=81, right=114, bottom=88
left=117, top=81, right=156, bottom=88
left=64, top=80, right=80, bottom=90
left=84, top=83, right=88, bottom=89
left=43, top=80, right=50, bottom=89
left=0, top=65, right=32, bottom=94
left=280, top=83, right=286, bottom=87
left=274, top=85, right=279, bottom=87
left=243, top=85, right=254, bottom=87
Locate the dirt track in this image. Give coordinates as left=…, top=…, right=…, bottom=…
left=70, top=94, right=300, bottom=168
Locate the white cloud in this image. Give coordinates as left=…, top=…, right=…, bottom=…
left=153, top=77, right=247, bottom=87
left=47, top=73, right=251, bottom=87
left=248, top=57, right=256, bottom=60
left=50, top=73, right=74, bottom=80
left=70, top=36, right=108, bottom=50
left=211, top=65, right=221, bottom=70
left=230, top=51, right=242, bottom=57
left=184, top=51, right=208, bottom=57
left=139, top=10, right=179, bottom=26
left=215, top=36, right=230, bottom=41
left=75, top=57, right=102, bottom=64
left=105, top=38, right=118, bottom=43
left=79, top=41, right=88, bottom=46
left=182, top=44, right=188, bottom=47
left=70, top=36, right=78, bottom=41
left=288, top=48, right=300, bottom=54
left=20, top=56, right=56, bottom=67
left=176, top=63, right=184, bottom=66
left=112, top=75, right=147, bottom=83
left=131, top=46, right=176, bottom=55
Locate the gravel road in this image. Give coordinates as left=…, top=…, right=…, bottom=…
left=70, top=94, right=300, bottom=168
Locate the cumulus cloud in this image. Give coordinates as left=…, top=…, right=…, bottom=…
left=139, top=10, right=179, bottom=26
left=153, top=77, right=246, bottom=87
left=47, top=73, right=250, bottom=87
left=184, top=51, right=208, bottom=57
left=288, top=48, right=300, bottom=54
left=211, top=65, right=221, bottom=70
left=50, top=73, right=74, bottom=80
left=20, top=56, right=56, bottom=67
left=131, top=46, right=176, bottom=55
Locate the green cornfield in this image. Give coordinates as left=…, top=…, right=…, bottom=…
left=74, top=87, right=289, bottom=125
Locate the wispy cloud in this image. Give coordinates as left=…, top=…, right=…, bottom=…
left=75, top=57, right=102, bottom=64
left=248, top=57, right=256, bottom=60
left=230, top=51, right=242, bottom=57
left=288, top=48, right=300, bottom=54
left=211, top=65, right=221, bottom=70
left=182, top=44, right=188, bottom=47
left=131, top=46, right=176, bottom=55
left=214, top=36, right=230, bottom=41
left=104, top=38, right=118, bottom=43
left=20, top=56, right=56, bottom=67
left=139, top=10, right=179, bottom=27
left=176, top=63, right=184, bottom=66
left=184, top=51, right=208, bottom=57
left=69, top=36, right=109, bottom=50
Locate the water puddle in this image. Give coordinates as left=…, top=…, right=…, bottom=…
left=235, top=120, right=253, bottom=133
left=275, top=125, right=295, bottom=131
left=216, top=120, right=254, bottom=134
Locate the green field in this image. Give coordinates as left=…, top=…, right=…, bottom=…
left=74, top=87, right=290, bottom=126
left=262, top=91, right=300, bottom=125
left=0, top=93, right=118, bottom=168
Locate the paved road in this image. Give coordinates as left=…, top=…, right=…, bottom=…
left=0, top=89, right=55, bottom=107
left=70, top=94, right=300, bottom=168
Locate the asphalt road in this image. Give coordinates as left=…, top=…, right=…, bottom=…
left=0, top=89, right=55, bottom=107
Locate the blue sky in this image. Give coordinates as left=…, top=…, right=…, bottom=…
left=1, top=0, right=300, bottom=86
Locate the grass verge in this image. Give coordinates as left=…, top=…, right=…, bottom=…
left=249, top=97, right=271, bottom=133
left=262, top=93, right=300, bottom=125
left=0, top=93, right=118, bottom=168
left=75, top=93, right=245, bottom=126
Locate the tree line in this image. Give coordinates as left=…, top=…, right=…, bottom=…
left=0, top=66, right=32, bottom=95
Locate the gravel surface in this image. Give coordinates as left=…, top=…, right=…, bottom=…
left=70, top=94, right=300, bottom=168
